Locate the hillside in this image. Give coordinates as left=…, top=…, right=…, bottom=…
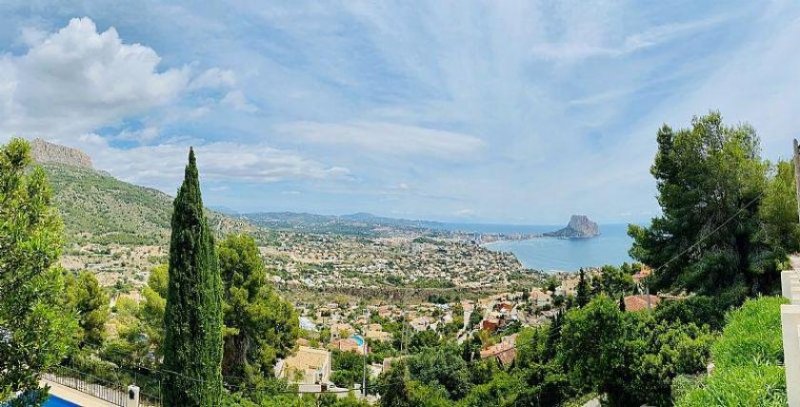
left=42, top=162, right=255, bottom=246
left=239, top=211, right=444, bottom=236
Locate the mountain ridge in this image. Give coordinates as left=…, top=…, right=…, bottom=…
left=41, top=162, right=256, bottom=245
left=31, top=138, right=93, bottom=169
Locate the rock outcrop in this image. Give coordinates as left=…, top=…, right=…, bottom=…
left=30, top=138, right=93, bottom=169
left=545, top=215, right=600, bottom=239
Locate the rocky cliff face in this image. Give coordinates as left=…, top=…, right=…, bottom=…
left=30, top=138, right=93, bottom=169
left=545, top=215, right=600, bottom=239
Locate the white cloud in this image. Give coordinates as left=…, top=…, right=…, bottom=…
left=221, top=90, right=257, bottom=112
left=188, top=67, right=237, bottom=90
left=276, top=121, right=485, bottom=159
left=0, top=18, right=189, bottom=137
left=0, top=17, right=255, bottom=142
left=60, top=134, right=350, bottom=191
left=115, top=126, right=160, bottom=142
left=454, top=208, right=476, bottom=218
left=530, top=15, right=730, bottom=61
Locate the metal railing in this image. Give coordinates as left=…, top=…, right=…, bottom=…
left=42, top=366, right=127, bottom=406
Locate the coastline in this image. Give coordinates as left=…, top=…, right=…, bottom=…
left=481, top=226, right=633, bottom=272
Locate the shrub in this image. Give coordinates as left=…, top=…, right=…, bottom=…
left=712, top=296, right=785, bottom=368
left=675, top=296, right=787, bottom=406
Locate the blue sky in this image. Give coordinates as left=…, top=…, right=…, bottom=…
left=1, top=1, right=799, bottom=224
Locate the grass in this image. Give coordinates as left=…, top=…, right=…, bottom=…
left=676, top=296, right=788, bottom=407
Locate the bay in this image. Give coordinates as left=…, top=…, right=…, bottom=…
left=480, top=223, right=634, bottom=272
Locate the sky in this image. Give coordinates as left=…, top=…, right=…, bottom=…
left=0, top=1, right=799, bottom=225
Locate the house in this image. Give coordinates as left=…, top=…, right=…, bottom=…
left=481, top=318, right=500, bottom=332
left=410, top=316, right=430, bottom=332
left=377, top=306, right=394, bottom=319
left=632, top=266, right=653, bottom=284
left=331, top=338, right=363, bottom=354
left=366, top=324, right=392, bottom=342
left=529, top=288, right=552, bottom=307
left=623, top=294, right=661, bottom=312
left=330, top=323, right=355, bottom=340
left=480, top=334, right=518, bottom=367
left=299, top=316, right=317, bottom=332
left=497, top=301, right=514, bottom=313
left=275, top=346, right=332, bottom=385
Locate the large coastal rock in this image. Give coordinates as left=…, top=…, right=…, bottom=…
left=30, top=138, right=93, bottom=169
left=545, top=215, right=600, bottom=239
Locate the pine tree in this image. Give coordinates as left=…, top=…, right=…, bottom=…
left=0, top=139, right=78, bottom=401
left=162, top=148, right=223, bottom=406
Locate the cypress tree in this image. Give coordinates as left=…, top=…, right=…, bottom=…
left=163, top=148, right=223, bottom=406
left=576, top=268, right=589, bottom=307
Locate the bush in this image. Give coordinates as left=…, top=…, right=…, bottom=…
left=675, top=296, right=787, bottom=406
left=677, top=366, right=786, bottom=406
left=711, top=296, right=785, bottom=368
left=654, top=295, right=727, bottom=331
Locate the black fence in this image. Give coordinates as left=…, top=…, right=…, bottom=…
left=42, top=368, right=126, bottom=406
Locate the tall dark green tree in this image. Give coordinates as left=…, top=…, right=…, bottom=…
left=576, top=268, right=589, bottom=307
left=162, top=148, right=223, bottom=406
left=628, top=112, right=780, bottom=299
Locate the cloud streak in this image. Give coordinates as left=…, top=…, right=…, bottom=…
left=277, top=121, right=485, bottom=159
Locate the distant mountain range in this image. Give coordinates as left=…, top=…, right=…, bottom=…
left=29, top=139, right=600, bottom=243
left=237, top=211, right=447, bottom=236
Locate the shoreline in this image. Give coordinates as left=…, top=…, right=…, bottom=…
left=482, top=234, right=631, bottom=273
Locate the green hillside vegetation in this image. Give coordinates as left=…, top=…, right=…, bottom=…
left=42, top=163, right=257, bottom=245
left=676, top=296, right=787, bottom=406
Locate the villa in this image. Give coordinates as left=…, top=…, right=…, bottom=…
left=275, top=346, right=332, bottom=385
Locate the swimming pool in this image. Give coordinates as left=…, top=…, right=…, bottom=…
left=351, top=334, right=364, bottom=347
left=43, top=395, right=80, bottom=407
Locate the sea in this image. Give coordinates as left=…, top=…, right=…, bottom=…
left=439, top=223, right=634, bottom=272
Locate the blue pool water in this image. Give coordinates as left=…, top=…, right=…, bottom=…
left=43, top=395, right=80, bottom=407
left=352, top=334, right=364, bottom=346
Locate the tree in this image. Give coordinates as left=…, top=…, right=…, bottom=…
left=330, top=349, right=368, bottom=389
left=406, top=343, right=471, bottom=400
left=629, top=112, right=775, bottom=298
left=378, top=360, right=450, bottom=407
left=162, top=148, right=224, bottom=406
left=559, top=296, right=713, bottom=406
left=597, top=265, right=635, bottom=296
left=758, top=160, right=800, bottom=271
left=65, top=271, right=110, bottom=348
left=138, top=264, right=168, bottom=360
left=576, top=268, right=589, bottom=307
left=218, top=234, right=299, bottom=388
left=0, top=138, right=78, bottom=401
left=559, top=295, right=629, bottom=404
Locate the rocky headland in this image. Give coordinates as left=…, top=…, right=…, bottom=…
left=30, top=138, right=93, bottom=169
left=544, top=215, right=600, bottom=239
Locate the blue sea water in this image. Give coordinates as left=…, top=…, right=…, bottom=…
left=481, top=224, right=634, bottom=272
left=43, top=396, right=80, bottom=407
